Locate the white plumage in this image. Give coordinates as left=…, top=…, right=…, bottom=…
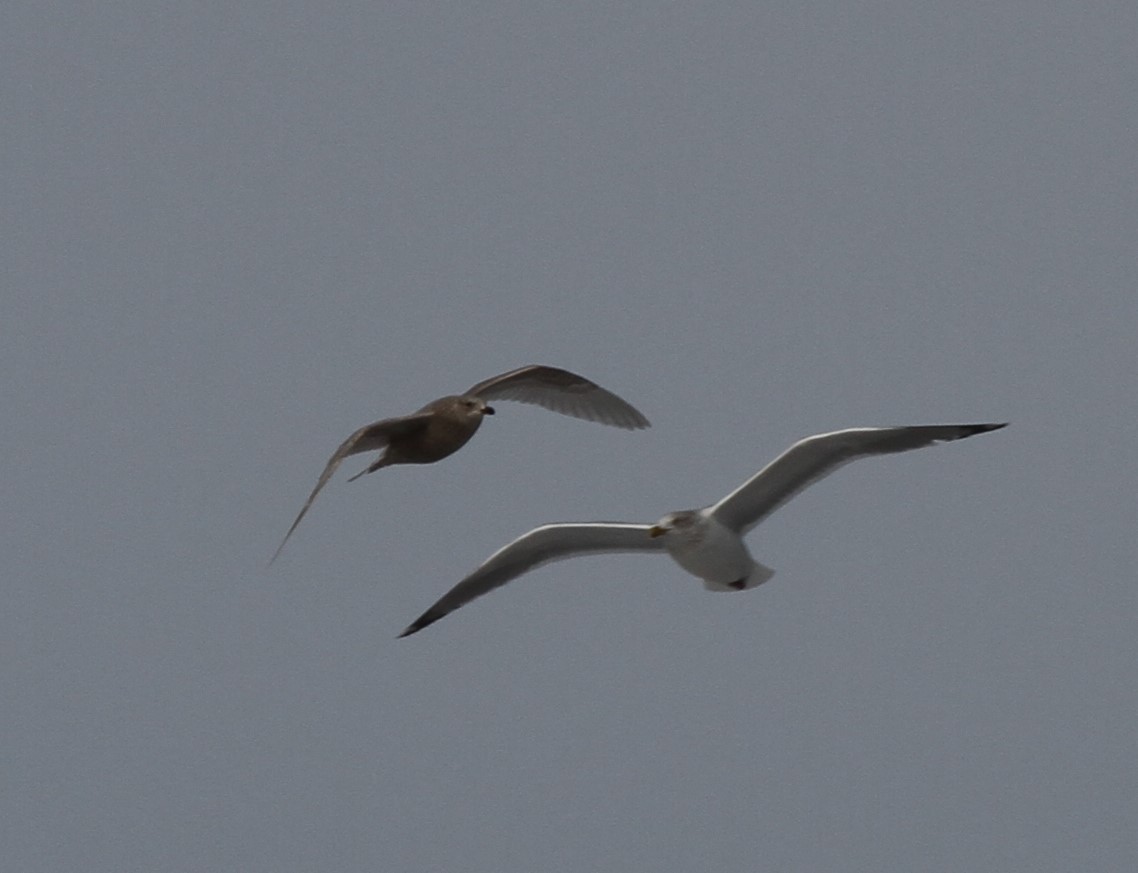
left=400, top=423, right=1007, bottom=637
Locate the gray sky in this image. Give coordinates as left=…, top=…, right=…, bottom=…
left=4, top=2, right=1136, bottom=870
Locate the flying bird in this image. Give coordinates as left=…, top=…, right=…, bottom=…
left=399, top=423, right=1007, bottom=637
left=270, top=365, right=649, bottom=564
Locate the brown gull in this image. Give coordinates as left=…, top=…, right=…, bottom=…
left=270, top=365, right=649, bottom=563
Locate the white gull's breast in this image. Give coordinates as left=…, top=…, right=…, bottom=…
left=663, top=512, right=755, bottom=584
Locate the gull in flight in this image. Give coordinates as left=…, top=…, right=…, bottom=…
left=399, top=423, right=1007, bottom=637
left=270, top=365, right=649, bottom=564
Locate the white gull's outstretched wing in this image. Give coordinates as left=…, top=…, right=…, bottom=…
left=710, top=423, right=1007, bottom=534
left=400, top=522, right=664, bottom=637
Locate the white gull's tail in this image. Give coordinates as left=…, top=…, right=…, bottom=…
left=702, top=560, right=776, bottom=592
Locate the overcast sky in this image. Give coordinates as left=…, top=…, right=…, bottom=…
left=4, top=2, right=1136, bottom=871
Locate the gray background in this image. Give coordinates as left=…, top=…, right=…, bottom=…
left=4, top=2, right=1135, bottom=870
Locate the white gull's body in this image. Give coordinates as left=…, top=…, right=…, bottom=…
left=652, top=510, right=774, bottom=592
left=399, top=423, right=1007, bottom=637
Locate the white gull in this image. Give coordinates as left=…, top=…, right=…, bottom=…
left=399, top=423, right=1007, bottom=637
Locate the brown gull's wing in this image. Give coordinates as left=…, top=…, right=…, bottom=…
left=464, top=365, right=649, bottom=430
left=269, top=410, right=435, bottom=564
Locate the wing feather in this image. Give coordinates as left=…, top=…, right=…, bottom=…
left=399, top=522, right=663, bottom=636
left=269, top=411, right=435, bottom=564
left=710, top=423, right=1007, bottom=533
left=464, top=365, right=649, bottom=430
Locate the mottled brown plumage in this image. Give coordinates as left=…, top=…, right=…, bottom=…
left=269, top=366, right=649, bottom=564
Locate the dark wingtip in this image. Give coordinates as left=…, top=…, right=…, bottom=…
left=397, top=613, right=435, bottom=638
left=966, top=422, right=1009, bottom=435
left=267, top=539, right=289, bottom=567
